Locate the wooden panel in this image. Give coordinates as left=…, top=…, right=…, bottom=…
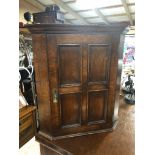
left=19, top=113, right=33, bottom=133
left=19, top=124, right=34, bottom=148
left=59, top=86, right=81, bottom=94
left=40, top=143, right=73, bottom=155
left=19, top=106, right=36, bottom=148
left=47, top=35, right=60, bottom=131
left=81, top=43, right=88, bottom=124
left=88, top=91, right=107, bottom=124
left=19, top=106, right=36, bottom=119
left=40, top=145, right=60, bottom=155
left=88, top=44, right=111, bottom=83
left=58, top=44, right=81, bottom=86
left=113, top=34, right=125, bottom=121
left=31, top=34, right=52, bottom=135
left=60, top=93, right=81, bottom=127
left=107, top=34, right=121, bottom=123
left=88, top=83, right=108, bottom=91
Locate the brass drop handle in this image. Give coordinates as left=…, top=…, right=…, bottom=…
left=53, top=89, right=58, bottom=103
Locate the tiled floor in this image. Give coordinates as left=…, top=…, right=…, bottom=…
left=19, top=137, right=40, bottom=155
left=19, top=96, right=135, bottom=155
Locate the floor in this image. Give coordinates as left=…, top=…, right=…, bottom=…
left=19, top=137, right=40, bottom=155
left=19, top=96, right=135, bottom=155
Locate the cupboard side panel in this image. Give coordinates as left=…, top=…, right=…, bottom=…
left=32, top=34, right=52, bottom=135
left=107, top=34, right=121, bottom=125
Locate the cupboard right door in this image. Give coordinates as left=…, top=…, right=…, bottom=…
left=83, top=35, right=112, bottom=126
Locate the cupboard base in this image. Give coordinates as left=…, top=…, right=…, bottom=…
left=38, top=121, right=117, bottom=155
left=37, top=120, right=117, bottom=140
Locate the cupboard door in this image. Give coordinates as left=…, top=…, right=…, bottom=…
left=47, top=34, right=112, bottom=136
left=84, top=35, right=112, bottom=125
left=47, top=35, right=83, bottom=134
left=58, top=44, right=82, bottom=128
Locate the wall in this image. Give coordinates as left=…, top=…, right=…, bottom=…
left=19, top=0, right=43, bottom=24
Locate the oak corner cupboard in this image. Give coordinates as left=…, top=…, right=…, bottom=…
left=27, top=23, right=126, bottom=142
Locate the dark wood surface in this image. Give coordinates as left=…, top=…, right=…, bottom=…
left=27, top=24, right=126, bottom=141
left=40, top=144, right=73, bottom=155
left=38, top=137, right=73, bottom=155
left=40, top=144, right=60, bottom=155
left=26, top=23, right=127, bottom=34
left=19, top=106, right=37, bottom=148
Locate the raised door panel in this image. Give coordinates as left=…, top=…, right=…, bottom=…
left=58, top=45, right=81, bottom=86
left=88, top=44, right=111, bottom=83
left=88, top=91, right=108, bottom=124
left=60, top=93, right=81, bottom=127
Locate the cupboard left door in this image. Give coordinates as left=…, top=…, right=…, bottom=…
left=47, top=34, right=83, bottom=137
